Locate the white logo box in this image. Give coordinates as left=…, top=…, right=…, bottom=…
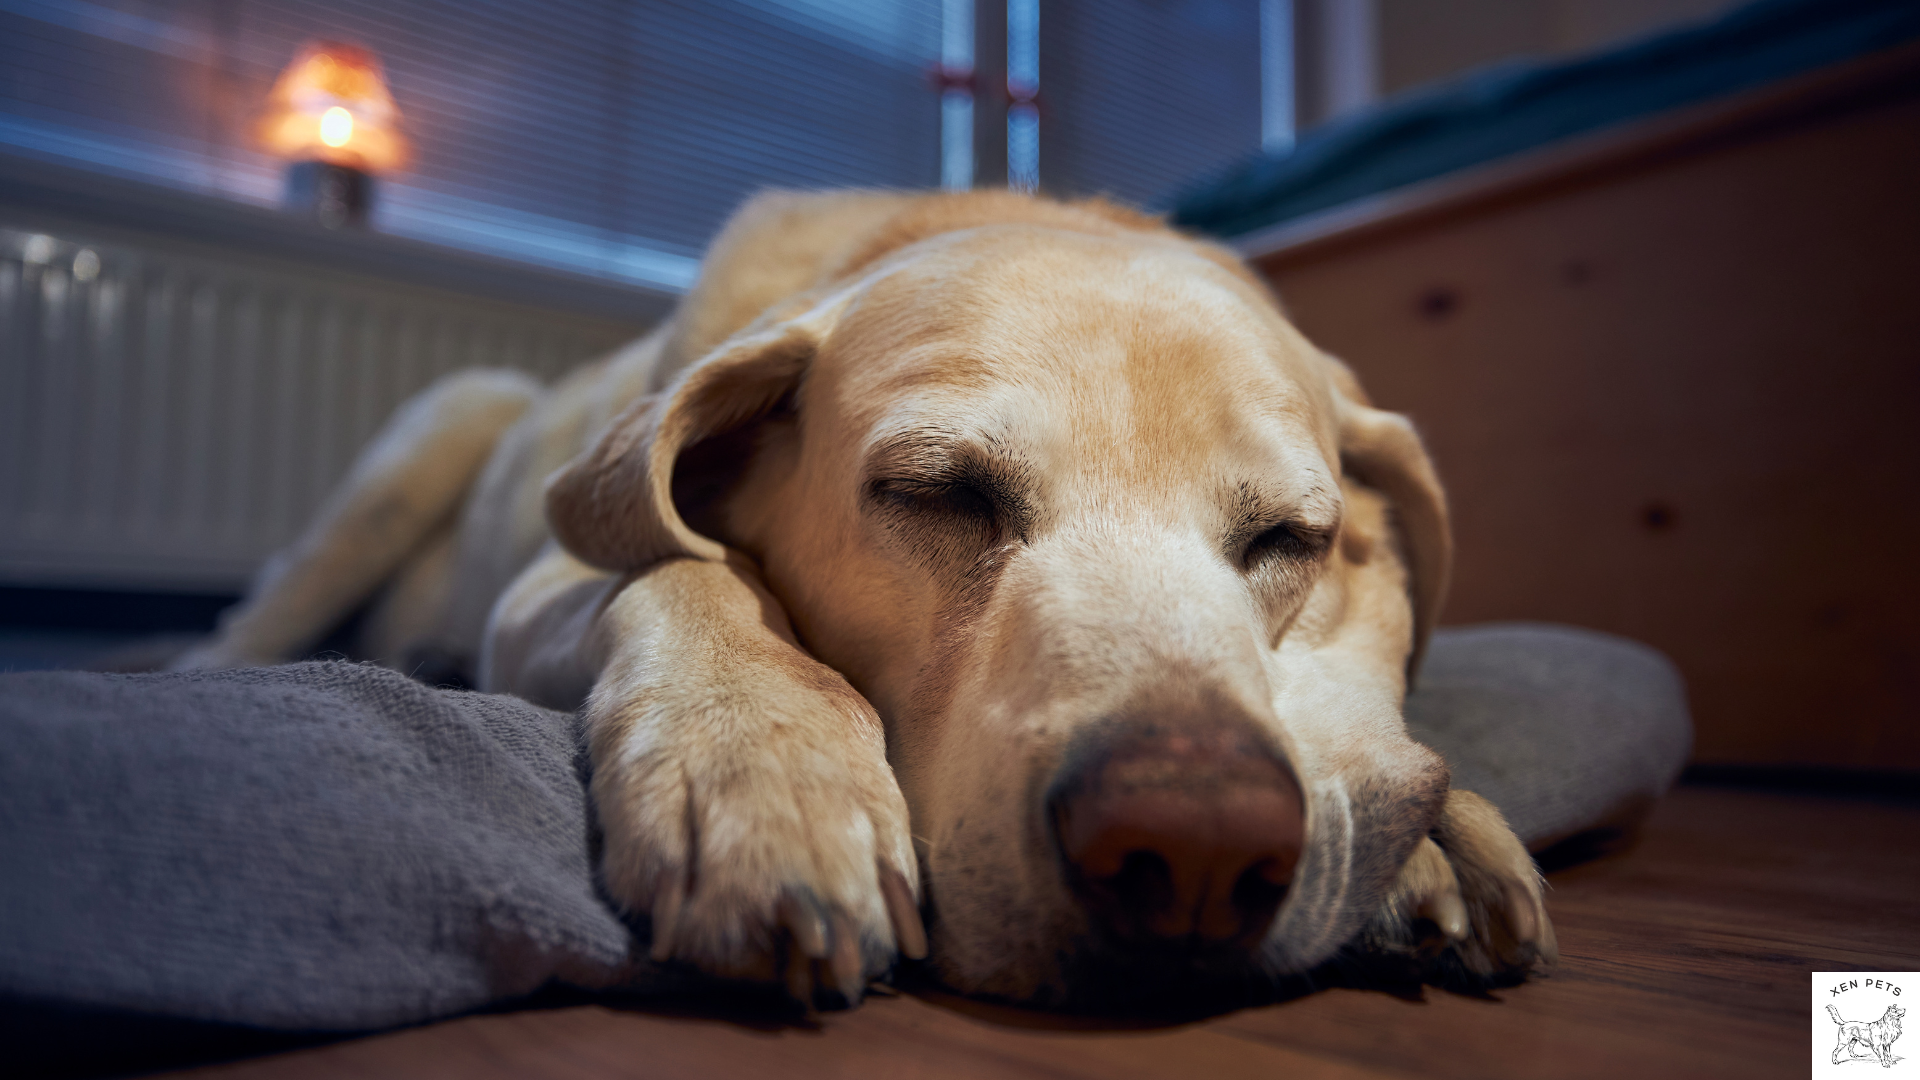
left=1815, top=972, right=1914, bottom=1074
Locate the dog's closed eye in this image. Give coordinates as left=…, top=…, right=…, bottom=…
left=868, top=475, right=1014, bottom=571
left=871, top=477, right=999, bottom=524
left=1238, top=520, right=1330, bottom=571
left=863, top=430, right=1035, bottom=552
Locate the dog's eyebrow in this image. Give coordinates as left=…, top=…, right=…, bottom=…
left=868, top=429, right=1028, bottom=480
left=1225, top=479, right=1341, bottom=550
left=866, top=429, right=966, bottom=475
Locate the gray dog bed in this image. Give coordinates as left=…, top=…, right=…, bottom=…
left=0, top=622, right=1689, bottom=1040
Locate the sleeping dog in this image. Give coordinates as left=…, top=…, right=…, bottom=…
left=178, top=190, right=1555, bottom=1008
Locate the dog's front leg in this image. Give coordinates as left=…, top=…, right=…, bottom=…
left=1363, top=789, right=1557, bottom=985
left=588, top=554, right=924, bottom=1006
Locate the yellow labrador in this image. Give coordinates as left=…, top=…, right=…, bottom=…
left=179, top=190, right=1554, bottom=1008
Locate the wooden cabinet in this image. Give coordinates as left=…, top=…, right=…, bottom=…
left=1245, top=46, right=1920, bottom=768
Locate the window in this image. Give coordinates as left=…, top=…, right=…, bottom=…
left=1, top=0, right=1280, bottom=290
left=1, top=0, right=947, bottom=292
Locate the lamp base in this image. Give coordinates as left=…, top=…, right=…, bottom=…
left=285, top=161, right=373, bottom=229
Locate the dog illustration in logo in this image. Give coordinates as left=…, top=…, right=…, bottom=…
left=1828, top=1003, right=1905, bottom=1067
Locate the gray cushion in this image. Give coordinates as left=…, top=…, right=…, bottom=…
left=0, top=663, right=644, bottom=1032
left=1411, top=622, right=1693, bottom=850
left=0, top=623, right=1690, bottom=1032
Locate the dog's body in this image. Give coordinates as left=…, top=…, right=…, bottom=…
left=1830, top=1004, right=1906, bottom=1067
left=179, top=190, right=1554, bottom=1007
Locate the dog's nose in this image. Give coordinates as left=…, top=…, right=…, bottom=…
left=1050, top=722, right=1303, bottom=948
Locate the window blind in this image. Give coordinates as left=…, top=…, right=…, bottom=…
left=1035, top=0, right=1263, bottom=207
left=0, top=0, right=1271, bottom=290
left=0, top=0, right=945, bottom=292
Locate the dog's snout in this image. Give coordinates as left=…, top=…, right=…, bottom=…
left=1050, top=722, right=1303, bottom=950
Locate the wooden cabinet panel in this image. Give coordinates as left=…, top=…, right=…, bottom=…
left=1251, top=56, right=1920, bottom=767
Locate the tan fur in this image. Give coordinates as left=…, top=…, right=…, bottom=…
left=182, top=189, right=1552, bottom=1005
left=174, top=368, right=539, bottom=670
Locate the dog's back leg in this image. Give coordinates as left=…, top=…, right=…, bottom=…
left=173, top=369, right=540, bottom=670
left=356, top=512, right=462, bottom=680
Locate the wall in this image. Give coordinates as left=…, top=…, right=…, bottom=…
left=1377, top=0, right=1746, bottom=97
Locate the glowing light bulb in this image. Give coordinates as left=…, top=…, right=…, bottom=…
left=319, top=106, right=354, bottom=148
left=262, top=44, right=406, bottom=172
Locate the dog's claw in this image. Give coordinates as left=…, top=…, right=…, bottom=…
left=1522, top=879, right=1559, bottom=967
left=830, top=914, right=865, bottom=1003
left=1392, top=835, right=1468, bottom=941
left=648, top=878, right=685, bottom=962
left=1503, top=880, right=1539, bottom=945
left=1418, top=882, right=1469, bottom=941
left=881, top=865, right=928, bottom=960
left=779, top=894, right=831, bottom=960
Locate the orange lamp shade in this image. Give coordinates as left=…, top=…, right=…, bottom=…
left=260, top=43, right=408, bottom=173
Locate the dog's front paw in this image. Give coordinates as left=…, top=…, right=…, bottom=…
left=588, top=672, right=924, bottom=1008
left=1366, top=789, right=1557, bottom=986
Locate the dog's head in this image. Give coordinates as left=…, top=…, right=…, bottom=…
left=549, top=195, right=1452, bottom=1006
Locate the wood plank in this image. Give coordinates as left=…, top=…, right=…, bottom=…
left=170, top=786, right=1920, bottom=1079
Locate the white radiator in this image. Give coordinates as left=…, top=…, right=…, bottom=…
left=0, top=221, right=645, bottom=592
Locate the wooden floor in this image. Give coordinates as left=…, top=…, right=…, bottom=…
left=169, top=784, right=1919, bottom=1080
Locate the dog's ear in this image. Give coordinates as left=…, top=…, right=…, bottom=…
left=546, top=296, right=846, bottom=572
left=1321, top=352, right=1452, bottom=679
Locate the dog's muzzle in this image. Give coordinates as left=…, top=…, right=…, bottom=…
left=1047, top=713, right=1304, bottom=957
